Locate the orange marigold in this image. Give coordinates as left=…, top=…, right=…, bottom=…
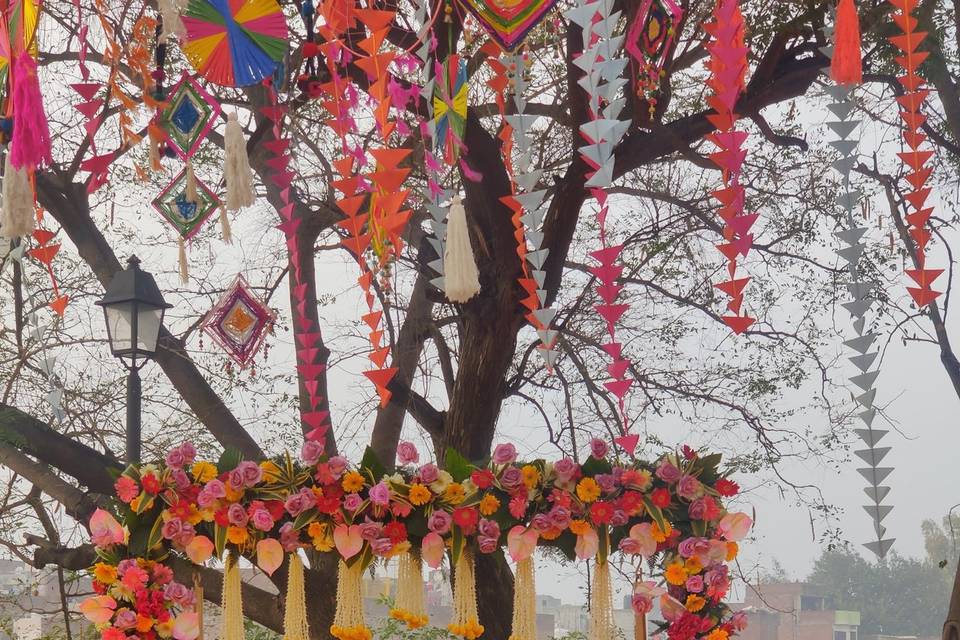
left=685, top=594, right=706, bottom=613
left=706, top=629, right=730, bottom=640
left=665, top=562, right=688, bottom=586
left=479, top=494, right=500, bottom=516
left=568, top=519, right=591, bottom=536
left=226, top=526, right=249, bottom=545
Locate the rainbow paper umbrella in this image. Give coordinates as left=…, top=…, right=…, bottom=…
left=182, top=0, right=288, bottom=88
left=0, top=0, right=39, bottom=90
left=201, top=274, right=276, bottom=367
left=456, top=0, right=557, bottom=51
left=153, top=169, right=222, bottom=240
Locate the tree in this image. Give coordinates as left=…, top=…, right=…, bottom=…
left=2, top=1, right=960, bottom=639
left=807, top=547, right=951, bottom=636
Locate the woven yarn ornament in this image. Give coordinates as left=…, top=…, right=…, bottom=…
left=589, top=558, right=616, bottom=640
left=220, top=553, right=244, bottom=640
left=390, top=550, right=428, bottom=629
left=443, top=196, right=481, bottom=303
left=448, top=549, right=484, bottom=640
left=331, top=560, right=370, bottom=640
left=1, top=155, right=34, bottom=238
left=283, top=554, right=310, bottom=640
left=831, top=0, right=862, bottom=85
left=509, top=557, right=536, bottom=640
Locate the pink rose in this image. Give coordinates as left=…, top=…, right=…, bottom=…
left=359, top=521, right=383, bottom=541
left=478, top=518, right=500, bottom=539
left=589, top=438, right=608, bottom=460
left=371, top=537, right=393, bottom=555
left=418, top=463, right=439, bottom=484
left=549, top=506, right=571, bottom=529
left=229, top=461, right=262, bottom=489
left=478, top=536, right=499, bottom=554
left=284, top=488, right=316, bottom=517
left=204, top=479, right=226, bottom=498
left=656, top=461, right=682, bottom=483
left=685, top=575, right=704, bottom=593
left=165, top=582, right=194, bottom=607
left=327, top=456, right=348, bottom=476
left=500, top=466, right=522, bottom=490
left=162, top=518, right=185, bottom=541
left=170, top=469, right=191, bottom=490
left=677, top=475, right=702, bottom=500
left=174, top=523, right=195, bottom=547
left=428, top=510, right=452, bottom=535
left=369, top=481, right=390, bottom=506
left=595, top=473, right=617, bottom=493
left=227, top=504, right=248, bottom=527
left=343, top=493, right=363, bottom=512
left=278, top=523, right=300, bottom=552
left=166, top=448, right=186, bottom=469
left=114, top=609, right=138, bottom=630
left=397, top=441, right=419, bottom=465
left=180, top=442, right=197, bottom=465
left=492, top=443, right=517, bottom=465
left=553, top=458, right=579, bottom=482
left=531, top=514, right=551, bottom=532
left=301, top=441, right=324, bottom=466
left=250, top=509, right=274, bottom=532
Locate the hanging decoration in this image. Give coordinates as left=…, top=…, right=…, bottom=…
left=82, top=443, right=750, bottom=640
left=28, top=212, right=69, bottom=316
left=224, top=111, right=256, bottom=213
left=391, top=551, right=428, bottom=629
left=159, top=72, right=222, bottom=160
left=625, top=0, right=683, bottom=120
left=153, top=167, right=221, bottom=240
left=508, top=526, right=538, bottom=640
left=443, top=195, right=480, bottom=303
left=589, top=557, right=615, bottom=640
left=0, top=0, right=39, bottom=88
left=887, top=0, right=942, bottom=307
left=10, top=53, right=52, bottom=171
left=433, top=54, right=468, bottom=166
left=1, top=154, right=33, bottom=237
left=201, top=274, right=276, bottom=369
left=221, top=552, right=244, bottom=640
left=565, top=0, right=637, bottom=453
left=704, top=0, right=756, bottom=335
left=284, top=554, right=310, bottom=640
left=181, top=0, right=288, bottom=88
left=456, top=0, right=558, bottom=51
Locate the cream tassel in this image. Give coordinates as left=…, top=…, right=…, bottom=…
left=185, top=161, right=199, bottom=204
left=159, top=0, right=186, bottom=40
left=589, top=558, right=616, bottom=640
left=224, top=112, right=256, bottom=212
left=178, top=237, right=189, bottom=283
left=219, top=206, right=233, bottom=244
left=443, top=195, right=480, bottom=303
left=448, top=549, right=483, bottom=640
left=331, top=560, right=369, bottom=640
left=509, top=557, right=536, bottom=640
left=220, top=553, right=244, bottom=640
left=193, top=573, right=205, bottom=640
left=391, top=550, right=428, bottom=629
left=1, top=155, right=35, bottom=238
left=283, top=554, right=309, bottom=640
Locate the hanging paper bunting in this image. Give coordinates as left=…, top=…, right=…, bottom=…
left=201, top=274, right=276, bottom=368
left=565, top=0, right=637, bottom=452
left=704, top=0, right=755, bottom=335
left=28, top=212, right=69, bottom=316
left=886, top=0, right=942, bottom=307
left=625, top=0, right=682, bottom=119
left=159, top=72, right=221, bottom=159
left=152, top=168, right=221, bottom=239
left=456, top=0, right=558, bottom=51
left=181, top=0, right=288, bottom=88
left=433, top=55, right=468, bottom=166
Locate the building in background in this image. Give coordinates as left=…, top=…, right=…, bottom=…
left=734, top=582, right=861, bottom=640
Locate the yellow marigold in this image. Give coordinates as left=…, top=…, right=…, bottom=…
left=93, top=563, right=117, bottom=585
left=185, top=505, right=203, bottom=526
left=191, top=461, right=218, bottom=483
left=224, top=483, right=244, bottom=503
left=342, top=471, right=365, bottom=493
left=443, top=483, right=466, bottom=505
left=651, top=521, right=672, bottom=543
left=665, top=562, right=688, bottom=586
left=685, top=594, right=706, bottom=613
left=308, top=522, right=334, bottom=552
left=706, top=629, right=730, bottom=640
left=726, top=541, right=739, bottom=562
left=408, top=483, right=432, bottom=506
left=199, top=508, right=215, bottom=522
left=576, top=477, right=601, bottom=503
left=155, top=621, right=173, bottom=638
left=479, top=493, right=500, bottom=516
left=521, top=465, right=541, bottom=489
left=226, top=526, right=249, bottom=545
left=568, top=519, right=591, bottom=536
left=260, top=460, right=282, bottom=483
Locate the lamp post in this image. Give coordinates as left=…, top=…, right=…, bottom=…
left=95, top=256, right=171, bottom=464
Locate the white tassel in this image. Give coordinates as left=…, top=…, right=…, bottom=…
left=443, top=196, right=480, bottom=303
left=159, top=0, right=187, bottom=40
left=224, top=112, right=256, bottom=212
left=185, top=161, right=199, bottom=204
left=219, top=206, right=233, bottom=244
left=178, top=237, right=189, bottom=283
left=1, top=155, right=35, bottom=238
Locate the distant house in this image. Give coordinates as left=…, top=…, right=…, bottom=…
left=733, top=582, right=861, bottom=640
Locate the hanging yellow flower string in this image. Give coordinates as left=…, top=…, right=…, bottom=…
left=509, top=556, right=536, bottom=640
left=283, top=554, right=310, bottom=640
left=449, top=548, right=484, bottom=640
left=589, top=532, right=616, bottom=640
left=331, top=560, right=370, bottom=640
left=221, top=552, right=244, bottom=640
left=390, top=550, right=429, bottom=629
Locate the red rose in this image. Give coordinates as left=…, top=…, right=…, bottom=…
left=714, top=478, right=739, bottom=497
left=384, top=521, right=407, bottom=544
left=589, top=501, right=614, bottom=525
left=471, top=469, right=495, bottom=490
left=453, top=507, right=479, bottom=534
left=141, top=473, right=161, bottom=495
left=651, top=487, right=671, bottom=508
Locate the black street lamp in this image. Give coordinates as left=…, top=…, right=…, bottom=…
left=95, top=256, right=171, bottom=464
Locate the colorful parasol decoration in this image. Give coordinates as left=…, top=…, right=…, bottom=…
left=457, top=0, right=559, bottom=51
left=159, top=72, right=221, bottom=159
left=433, top=55, right=468, bottom=166
left=181, top=0, right=288, bottom=88
left=0, top=0, right=39, bottom=90
left=625, top=0, right=682, bottom=119
left=201, top=274, right=276, bottom=368
left=152, top=168, right=221, bottom=240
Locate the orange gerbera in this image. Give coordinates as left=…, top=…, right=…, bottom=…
left=226, top=526, right=249, bottom=545
left=569, top=519, right=591, bottom=536
left=685, top=557, right=703, bottom=574
left=408, top=483, right=432, bottom=506
left=665, top=562, right=688, bottom=586
left=342, top=471, right=365, bottom=493
left=576, top=477, right=601, bottom=503
left=521, top=465, right=541, bottom=489
left=479, top=494, right=500, bottom=516
left=685, top=594, right=706, bottom=612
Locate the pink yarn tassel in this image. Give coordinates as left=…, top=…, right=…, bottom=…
left=10, top=55, right=53, bottom=171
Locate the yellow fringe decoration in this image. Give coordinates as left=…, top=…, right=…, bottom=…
left=589, top=558, right=616, bottom=640
left=448, top=550, right=484, bottom=640
left=193, top=573, right=204, bottom=640
left=390, top=550, right=428, bottom=629
left=509, top=557, right=536, bottom=640
left=284, top=554, right=310, bottom=640
left=331, top=560, right=370, bottom=640
left=221, top=553, right=244, bottom=640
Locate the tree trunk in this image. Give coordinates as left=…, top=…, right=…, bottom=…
left=944, top=555, right=960, bottom=640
